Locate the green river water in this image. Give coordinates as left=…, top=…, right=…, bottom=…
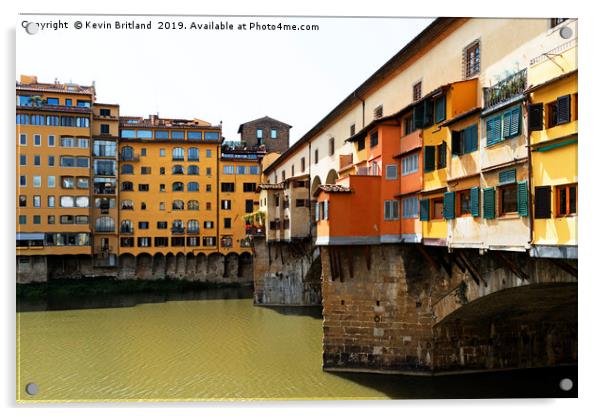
left=16, top=287, right=576, bottom=402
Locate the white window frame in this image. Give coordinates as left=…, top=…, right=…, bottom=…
left=402, top=196, right=419, bottom=218
left=33, top=134, right=41, bottom=147
left=48, top=176, right=55, bottom=188
left=385, top=164, right=398, bottom=180
left=384, top=200, right=400, bottom=221
left=19, top=134, right=27, bottom=146
left=33, top=175, right=42, bottom=188
left=402, top=153, right=419, bottom=176
left=48, top=135, right=56, bottom=147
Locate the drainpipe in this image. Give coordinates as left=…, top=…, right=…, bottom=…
left=525, top=94, right=534, bottom=247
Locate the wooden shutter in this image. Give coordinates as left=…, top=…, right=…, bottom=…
left=452, top=131, right=462, bottom=155
left=413, top=104, right=425, bottom=129
left=517, top=181, right=529, bottom=217
left=499, top=169, right=516, bottom=185
left=419, top=199, right=430, bottom=221
left=486, top=116, right=502, bottom=146
left=502, top=110, right=512, bottom=138
left=509, top=107, right=521, bottom=137
left=469, top=124, right=479, bottom=152
left=470, top=186, right=480, bottom=217
left=483, top=187, right=496, bottom=219
left=437, top=142, right=447, bottom=169
left=424, top=146, right=435, bottom=172
left=534, top=186, right=552, bottom=219
left=435, top=96, right=446, bottom=123
left=424, top=100, right=434, bottom=127
left=443, top=191, right=455, bottom=219
left=528, top=103, right=544, bottom=131
left=557, top=95, right=571, bottom=124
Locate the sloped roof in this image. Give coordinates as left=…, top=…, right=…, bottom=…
left=238, top=116, right=292, bottom=133
left=314, top=184, right=352, bottom=197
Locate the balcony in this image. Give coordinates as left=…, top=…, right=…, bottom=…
left=120, top=227, right=133, bottom=235
left=483, top=68, right=527, bottom=111
left=94, top=185, right=116, bottom=195
left=245, top=225, right=265, bottom=237
left=187, top=228, right=200, bottom=235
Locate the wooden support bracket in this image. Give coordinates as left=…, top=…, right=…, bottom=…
left=458, top=251, right=486, bottom=287
left=416, top=244, right=449, bottom=277
left=549, top=258, right=578, bottom=278
left=494, top=251, right=530, bottom=281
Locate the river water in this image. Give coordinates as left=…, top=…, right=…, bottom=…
left=17, top=287, right=576, bottom=402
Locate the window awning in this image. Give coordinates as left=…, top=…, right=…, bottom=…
left=16, top=232, right=44, bottom=241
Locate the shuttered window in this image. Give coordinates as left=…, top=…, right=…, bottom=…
left=419, top=199, right=430, bottom=221
left=499, top=168, right=516, bottom=185
left=451, top=131, right=462, bottom=156
left=528, top=103, right=544, bottom=131
left=443, top=191, right=455, bottom=219
left=470, top=186, right=480, bottom=217
left=384, top=200, right=400, bottom=220
left=424, top=146, right=435, bottom=172
left=451, top=124, right=479, bottom=156
left=557, top=95, right=571, bottom=124
left=413, top=103, right=425, bottom=129
left=517, top=180, right=529, bottom=217
left=437, top=142, right=447, bottom=169
left=435, top=96, right=446, bottom=123
left=486, top=115, right=502, bottom=146
left=503, top=107, right=521, bottom=138
left=483, top=187, right=496, bottom=219
left=534, top=186, right=551, bottom=219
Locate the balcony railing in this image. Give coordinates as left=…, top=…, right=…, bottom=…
left=246, top=225, right=265, bottom=236
left=483, top=68, right=527, bottom=110
left=120, top=227, right=133, bottom=234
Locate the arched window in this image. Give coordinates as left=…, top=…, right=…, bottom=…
left=120, top=200, right=134, bottom=210
left=172, top=200, right=184, bottom=210
left=172, top=182, right=184, bottom=192
left=95, top=216, right=115, bottom=232
left=172, top=219, right=184, bottom=233
left=187, top=200, right=199, bottom=210
left=187, top=220, right=200, bottom=233
left=187, top=182, right=199, bottom=192
left=172, top=147, right=184, bottom=161
left=187, top=165, right=199, bottom=175
left=121, top=146, right=134, bottom=161
left=188, top=147, right=199, bottom=161
left=121, top=164, right=134, bottom=174
left=120, top=219, right=133, bottom=233
left=121, top=181, right=134, bottom=191
left=172, top=164, right=184, bottom=175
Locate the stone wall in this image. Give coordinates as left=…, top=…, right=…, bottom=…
left=320, top=245, right=578, bottom=375
left=253, top=238, right=322, bottom=305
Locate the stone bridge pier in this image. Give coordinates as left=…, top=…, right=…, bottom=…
left=252, top=237, right=322, bottom=306
left=320, top=244, right=577, bottom=375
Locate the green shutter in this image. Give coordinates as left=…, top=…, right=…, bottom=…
left=483, top=187, right=496, bottom=219
left=470, top=186, right=480, bottom=217
left=499, top=169, right=516, bottom=184
left=469, top=124, right=479, bottom=152
left=517, top=180, right=529, bottom=217
left=424, top=146, right=435, bottom=172
left=557, top=95, right=571, bottom=124
left=502, top=110, right=512, bottom=138
left=443, top=191, right=455, bottom=219
left=509, top=106, right=521, bottom=137
left=452, top=130, right=462, bottom=155
left=419, top=199, right=430, bottom=221
left=435, top=96, right=446, bottom=123
left=486, top=116, right=502, bottom=146
left=413, top=104, right=425, bottom=129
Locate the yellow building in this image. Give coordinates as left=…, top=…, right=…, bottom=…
left=527, top=70, right=578, bottom=259
left=117, top=115, right=221, bottom=256
left=16, top=76, right=94, bottom=271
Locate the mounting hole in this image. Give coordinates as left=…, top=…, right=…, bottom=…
left=25, top=383, right=38, bottom=396
left=559, top=378, right=573, bottom=392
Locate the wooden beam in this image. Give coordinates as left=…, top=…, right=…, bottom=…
left=458, top=251, right=486, bottom=287
left=549, top=258, right=578, bottom=278
left=416, top=244, right=449, bottom=277
left=494, top=251, right=530, bottom=281
left=451, top=252, right=466, bottom=273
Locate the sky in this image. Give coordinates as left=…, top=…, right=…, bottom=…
left=16, top=15, right=433, bottom=143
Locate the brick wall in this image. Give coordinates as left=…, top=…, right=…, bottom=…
left=240, top=119, right=290, bottom=153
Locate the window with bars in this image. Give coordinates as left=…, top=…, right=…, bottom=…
left=413, top=81, right=422, bottom=101
left=464, top=40, right=480, bottom=78
left=556, top=184, right=577, bottom=216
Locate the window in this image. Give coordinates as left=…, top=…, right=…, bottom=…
left=95, top=160, right=116, bottom=176
left=385, top=164, right=398, bottom=180
left=188, top=132, right=202, bottom=140
left=281, top=171, right=286, bottom=182
left=402, top=197, right=418, bottom=218
left=457, top=190, right=472, bottom=216
left=33, top=195, right=41, bottom=208
left=78, top=138, right=89, bottom=148
left=502, top=107, right=521, bottom=138
left=172, top=165, right=184, bottom=175
left=486, top=115, right=502, bottom=145
left=155, top=130, right=169, bottom=139
left=75, top=196, right=89, bottom=208
left=464, top=40, right=480, bottom=78
left=32, top=115, right=45, bottom=125
left=138, top=184, right=150, bottom=192
left=48, top=215, right=55, bottom=224
left=206, top=149, right=212, bottom=158
left=221, top=182, right=235, bottom=192
left=173, top=182, right=184, bottom=192
left=46, top=97, right=59, bottom=106
left=237, top=166, right=247, bottom=175
left=206, top=167, right=212, bottom=176
left=499, top=183, right=518, bottom=215
left=48, top=176, right=55, bottom=188
left=100, top=124, right=110, bottom=135
left=120, top=200, right=134, bottom=210
left=33, top=176, right=41, bottom=188
left=154, top=237, right=168, bottom=247
left=93, top=140, right=116, bottom=157
left=160, top=148, right=166, bottom=157
left=187, top=165, right=199, bottom=175
left=140, top=148, right=147, bottom=156
left=402, top=153, right=419, bottom=175
left=256, top=129, right=263, bottom=139
left=187, top=182, right=199, bottom=192
left=19, top=215, right=26, bottom=225
left=556, top=184, right=577, bottom=216
left=301, top=157, right=306, bottom=172
left=528, top=103, right=544, bottom=131
left=120, top=220, right=133, bottom=233
left=33, top=155, right=40, bottom=166
left=534, top=186, right=552, bottom=219
left=329, top=137, right=335, bottom=156
left=19, top=155, right=26, bottom=166
left=437, top=142, right=447, bottom=169
left=224, top=218, right=232, bottom=228
left=172, top=147, right=184, bottom=161
left=204, top=221, right=214, bottom=229
left=141, top=166, right=152, bottom=175
left=19, top=134, right=27, bottom=146
left=47, top=116, right=59, bottom=126
left=34, top=134, right=41, bottom=146
left=452, top=124, right=479, bottom=155
left=172, top=200, right=185, bottom=210
left=137, top=130, right=152, bottom=139
left=172, top=131, right=184, bottom=139
left=271, top=128, right=277, bottom=139
left=95, top=217, right=115, bottom=232
left=203, top=237, right=216, bottom=247
left=206, top=184, right=212, bottom=192
left=187, top=200, right=199, bottom=210
left=221, top=200, right=232, bottom=210
left=60, top=196, right=74, bottom=208
left=122, top=181, right=134, bottom=191
left=17, top=115, right=29, bottom=125
left=249, top=166, right=259, bottom=175
left=223, top=165, right=234, bottom=175
left=413, top=81, right=422, bottom=101
left=187, top=220, right=200, bottom=233
left=431, top=198, right=444, bottom=220
left=188, top=147, right=199, bottom=161
left=314, top=149, right=319, bottom=164
left=157, top=221, right=168, bottom=229
left=20, top=175, right=26, bottom=187
left=370, top=131, right=378, bottom=148
left=48, top=156, right=55, bottom=167
left=404, top=115, right=415, bottom=136
left=99, top=108, right=111, bottom=116
left=33, top=215, right=41, bottom=225
left=138, top=221, right=149, bottom=230
left=138, top=237, right=152, bottom=247
left=384, top=200, right=400, bottom=220
left=48, top=135, right=55, bottom=147
left=243, top=183, right=256, bottom=192
left=121, top=164, right=134, bottom=174
left=434, top=96, right=446, bottom=123
left=245, top=200, right=254, bottom=213
left=19, top=195, right=26, bottom=207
